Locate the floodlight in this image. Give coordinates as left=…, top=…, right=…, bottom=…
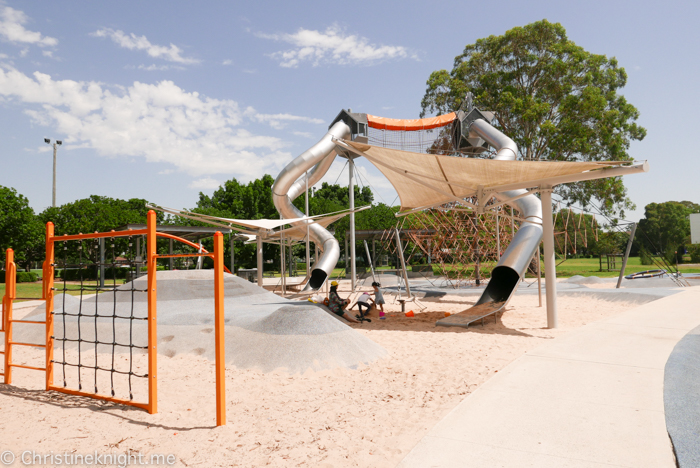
left=56, top=140, right=62, bottom=145
left=44, top=138, right=50, bottom=144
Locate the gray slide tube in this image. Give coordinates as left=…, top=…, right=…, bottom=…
left=469, top=119, right=543, bottom=306
left=272, top=121, right=351, bottom=290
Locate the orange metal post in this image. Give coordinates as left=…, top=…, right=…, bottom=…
left=4, top=249, right=16, bottom=384
left=147, top=210, right=158, bottom=414
left=213, top=231, right=226, bottom=426
left=45, top=222, right=55, bottom=388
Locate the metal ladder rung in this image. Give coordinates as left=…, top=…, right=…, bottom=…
left=8, top=341, right=46, bottom=348
left=8, top=364, right=45, bottom=372
left=9, top=320, right=46, bottom=325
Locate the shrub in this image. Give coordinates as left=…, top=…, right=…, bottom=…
left=59, top=267, right=130, bottom=281
left=689, top=245, right=700, bottom=264
left=639, top=249, right=654, bottom=266
left=0, top=271, right=38, bottom=283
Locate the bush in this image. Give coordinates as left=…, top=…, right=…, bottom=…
left=59, top=267, right=130, bottom=281
left=689, top=245, right=700, bottom=264
left=0, top=271, right=38, bottom=283
left=639, top=249, right=654, bottom=266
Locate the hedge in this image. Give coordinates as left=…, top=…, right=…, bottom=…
left=0, top=271, right=39, bottom=283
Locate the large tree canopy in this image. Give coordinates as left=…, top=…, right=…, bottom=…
left=0, top=186, right=43, bottom=271
left=636, top=201, right=700, bottom=262
left=420, top=19, right=646, bottom=217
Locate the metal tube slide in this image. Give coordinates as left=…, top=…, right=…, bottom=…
left=469, top=119, right=543, bottom=306
left=272, top=121, right=351, bottom=290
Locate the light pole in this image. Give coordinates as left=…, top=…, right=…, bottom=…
left=43, top=138, right=62, bottom=207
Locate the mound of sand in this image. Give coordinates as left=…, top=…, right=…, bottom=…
left=17, top=270, right=387, bottom=374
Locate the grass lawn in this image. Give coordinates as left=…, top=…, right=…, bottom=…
left=1, top=279, right=127, bottom=302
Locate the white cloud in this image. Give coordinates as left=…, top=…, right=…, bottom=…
left=42, top=50, right=53, bottom=58
left=292, top=131, right=313, bottom=138
left=222, top=59, right=233, bottom=66
left=259, top=24, right=415, bottom=68
left=0, top=6, right=57, bottom=47
left=137, top=64, right=185, bottom=71
left=250, top=111, right=324, bottom=130
left=0, top=66, right=315, bottom=179
left=92, top=28, right=199, bottom=64
left=189, top=177, right=221, bottom=190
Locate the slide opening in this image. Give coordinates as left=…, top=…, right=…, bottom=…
left=308, top=269, right=328, bottom=290
left=478, top=266, right=521, bottom=304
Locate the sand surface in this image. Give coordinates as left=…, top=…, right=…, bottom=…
left=0, top=284, right=642, bottom=467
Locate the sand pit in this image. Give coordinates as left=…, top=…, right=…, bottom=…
left=0, top=277, right=661, bottom=467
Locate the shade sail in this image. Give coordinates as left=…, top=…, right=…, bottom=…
left=148, top=204, right=368, bottom=239
left=339, top=140, right=632, bottom=213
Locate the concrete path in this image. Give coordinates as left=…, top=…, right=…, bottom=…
left=398, top=287, right=700, bottom=467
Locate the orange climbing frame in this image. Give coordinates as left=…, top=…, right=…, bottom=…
left=2, top=210, right=227, bottom=425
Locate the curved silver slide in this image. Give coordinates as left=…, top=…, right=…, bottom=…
left=438, top=118, right=543, bottom=327
left=272, top=121, right=351, bottom=290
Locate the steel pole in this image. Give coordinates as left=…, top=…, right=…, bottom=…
left=349, top=157, right=356, bottom=292
left=52, top=143, right=57, bottom=207
left=617, top=223, right=637, bottom=289
left=257, top=231, right=263, bottom=287
left=305, top=171, right=311, bottom=278
left=541, top=187, right=558, bottom=328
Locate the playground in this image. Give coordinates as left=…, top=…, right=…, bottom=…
left=2, top=103, right=699, bottom=468
left=1, top=274, right=662, bottom=467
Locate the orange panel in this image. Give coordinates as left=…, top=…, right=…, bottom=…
left=366, top=112, right=456, bottom=131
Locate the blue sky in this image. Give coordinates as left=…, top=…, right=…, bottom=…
left=1, top=0, right=698, bottom=223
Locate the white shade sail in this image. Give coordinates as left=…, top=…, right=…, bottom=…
left=337, top=140, right=643, bottom=213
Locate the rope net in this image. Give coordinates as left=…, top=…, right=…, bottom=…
left=52, top=235, right=148, bottom=401
left=367, top=125, right=456, bottom=155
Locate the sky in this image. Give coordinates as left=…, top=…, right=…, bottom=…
left=1, top=0, right=699, bottom=224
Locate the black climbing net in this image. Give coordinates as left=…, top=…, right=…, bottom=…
left=51, top=234, right=149, bottom=401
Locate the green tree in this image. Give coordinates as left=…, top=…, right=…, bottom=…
left=40, top=196, right=162, bottom=263
left=636, top=201, right=700, bottom=263
left=420, top=19, right=646, bottom=217
left=0, top=186, right=44, bottom=272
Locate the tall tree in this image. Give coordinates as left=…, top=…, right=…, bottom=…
left=636, top=201, right=700, bottom=262
left=0, top=186, right=43, bottom=271
left=420, top=19, right=646, bottom=217
left=40, top=196, right=162, bottom=262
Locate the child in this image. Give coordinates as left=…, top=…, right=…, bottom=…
left=355, top=291, right=372, bottom=321
left=371, top=281, right=386, bottom=319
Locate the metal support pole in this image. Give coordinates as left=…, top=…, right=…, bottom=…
left=213, top=231, right=226, bottom=426
left=281, top=231, right=286, bottom=295
left=99, top=238, right=105, bottom=288
left=146, top=210, right=158, bottom=414
left=537, top=244, right=542, bottom=307
left=364, top=240, right=377, bottom=283
left=234, top=232, right=236, bottom=275
left=395, top=229, right=411, bottom=298
left=52, top=143, right=57, bottom=208
left=496, top=209, right=501, bottom=259
left=168, top=239, right=174, bottom=270
left=45, top=222, right=55, bottom=388
left=617, top=223, right=637, bottom=289
left=541, top=187, right=558, bottom=328
left=256, top=231, right=263, bottom=287
left=349, top=157, right=356, bottom=292
left=305, top=170, right=311, bottom=278
left=135, top=237, right=141, bottom=278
